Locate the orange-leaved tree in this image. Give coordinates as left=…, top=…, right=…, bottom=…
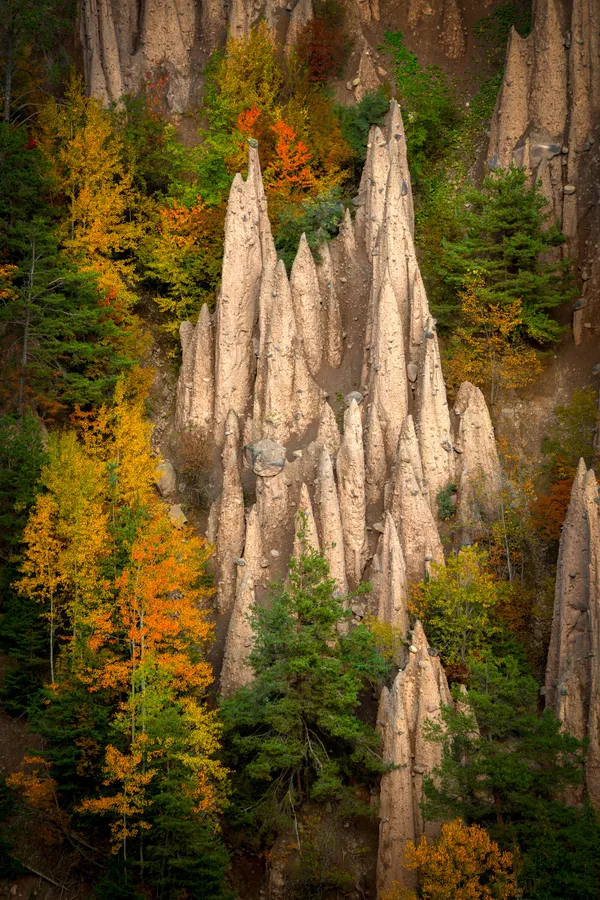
left=13, top=372, right=228, bottom=879
left=384, top=819, right=516, bottom=900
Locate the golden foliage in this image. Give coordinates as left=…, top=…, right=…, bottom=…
left=383, top=819, right=515, bottom=900
left=445, top=273, right=542, bottom=405
left=37, top=73, right=140, bottom=319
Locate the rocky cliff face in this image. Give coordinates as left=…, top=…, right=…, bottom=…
left=488, top=0, right=600, bottom=343
left=545, top=459, right=600, bottom=807
left=172, top=101, right=503, bottom=886
left=79, top=0, right=392, bottom=110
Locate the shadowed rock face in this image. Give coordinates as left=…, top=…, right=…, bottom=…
left=545, top=460, right=600, bottom=807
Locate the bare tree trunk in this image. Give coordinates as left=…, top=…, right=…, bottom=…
left=4, top=25, right=13, bottom=123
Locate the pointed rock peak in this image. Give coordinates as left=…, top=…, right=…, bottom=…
left=345, top=397, right=361, bottom=431
left=247, top=143, right=264, bottom=190
left=340, top=207, right=355, bottom=241
left=292, top=232, right=315, bottom=269
left=410, top=620, right=429, bottom=653
left=294, top=483, right=320, bottom=555
left=180, top=319, right=195, bottom=354
left=197, top=302, right=211, bottom=328
left=576, top=457, right=589, bottom=479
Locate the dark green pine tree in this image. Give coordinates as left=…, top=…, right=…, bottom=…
left=422, top=655, right=600, bottom=899
left=440, top=165, right=574, bottom=343
left=0, top=412, right=47, bottom=715
left=221, top=529, right=390, bottom=844
left=0, top=124, right=131, bottom=413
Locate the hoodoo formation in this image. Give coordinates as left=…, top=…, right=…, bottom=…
left=173, top=102, right=507, bottom=881
left=4, top=0, right=600, bottom=895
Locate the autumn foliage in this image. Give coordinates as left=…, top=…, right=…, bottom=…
left=445, top=272, right=542, bottom=406
left=384, top=819, right=516, bottom=900
left=12, top=370, right=227, bottom=865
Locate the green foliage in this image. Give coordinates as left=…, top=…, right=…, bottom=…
left=409, top=547, right=502, bottom=672
left=0, top=414, right=48, bottom=714
left=275, top=190, right=344, bottom=272
left=474, top=3, right=532, bottom=67
left=436, top=481, right=457, bottom=520
left=541, top=385, right=598, bottom=474
left=382, top=31, right=459, bottom=181
left=422, top=655, right=600, bottom=899
left=221, top=535, right=390, bottom=844
left=0, top=218, right=131, bottom=413
left=440, top=166, right=574, bottom=343
left=334, top=89, right=389, bottom=167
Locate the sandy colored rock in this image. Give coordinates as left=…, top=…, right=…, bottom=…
left=453, top=382, right=501, bottom=527
left=284, top=0, right=313, bottom=52
left=386, top=99, right=414, bottom=234
left=390, top=416, right=444, bottom=586
left=220, top=506, right=263, bottom=698
left=415, top=326, right=455, bottom=514
left=155, top=460, right=177, bottom=496
left=355, top=126, right=391, bottom=255
left=545, top=460, right=600, bottom=807
left=290, top=234, right=324, bottom=378
left=365, top=400, right=388, bottom=507
left=213, top=170, right=263, bottom=442
left=175, top=304, right=214, bottom=439
left=293, top=483, right=320, bottom=557
left=336, top=400, right=368, bottom=589
left=440, top=0, right=466, bottom=60
left=254, top=260, right=322, bottom=443
left=377, top=513, right=409, bottom=636
left=216, top=411, right=246, bottom=614
left=376, top=676, right=417, bottom=894
left=256, top=470, right=289, bottom=555
left=317, top=448, right=348, bottom=596
left=316, top=402, right=341, bottom=458
left=80, top=0, right=200, bottom=112
left=367, top=268, right=409, bottom=465
left=354, top=43, right=382, bottom=102
left=316, top=242, right=343, bottom=368
left=376, top=620, right=451, bottom=893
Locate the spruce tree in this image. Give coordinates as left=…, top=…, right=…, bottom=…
left=440, top=166, right=573, bottom=343
left=221, top=533, right=390, bottom=842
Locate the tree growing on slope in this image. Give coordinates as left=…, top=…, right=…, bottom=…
left=440, top=166, right=573, bottom=344
left=221, top=530, right=390, bottom=844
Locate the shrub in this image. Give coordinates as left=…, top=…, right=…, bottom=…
left=382, top=31, right=459, bottom=180
left=436, top=482, right=457, bottom=520
left=274, top=189, right=344, bottom=271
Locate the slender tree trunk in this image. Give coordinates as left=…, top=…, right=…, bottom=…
left=4, top=25, right=13, bottom=124
left=18, top=307, right=30, bottom=415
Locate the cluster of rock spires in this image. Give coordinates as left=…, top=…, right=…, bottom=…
left=173, top=100, right=503, bottom=888
left=487, top=0, right=600, bottom=343
left=79, top=0, right=470, bottom=114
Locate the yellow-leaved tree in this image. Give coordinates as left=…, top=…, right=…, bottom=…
left=384, top=819, right=515, bottom=900
left=14, top=371, right=228, bottom=882
left=37, top=73, right=140, bottom=320
left=445, top=273, right=542, bottom=406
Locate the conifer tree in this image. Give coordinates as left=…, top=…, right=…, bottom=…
left=422, top=655, right=600, bottom=899
left=221, top=531, right=390, bottom=841
left=440, top=166, right=573, bottom=343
